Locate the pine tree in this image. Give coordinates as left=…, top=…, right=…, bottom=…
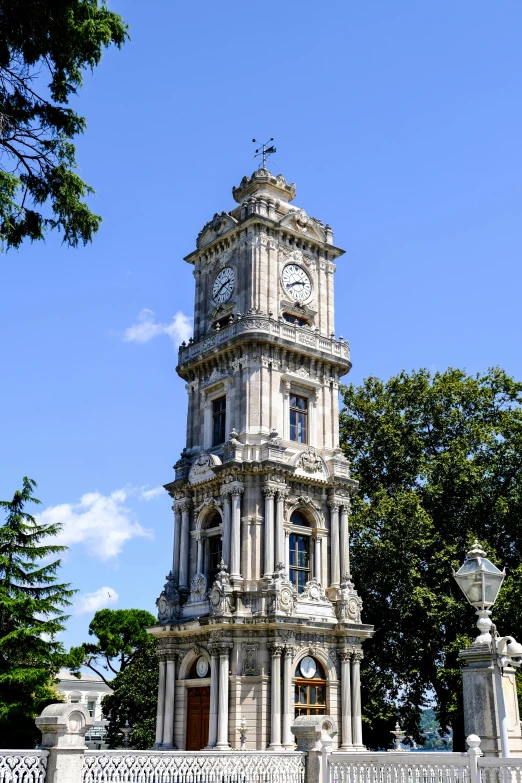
left=0, top=477, right=75, bottom=748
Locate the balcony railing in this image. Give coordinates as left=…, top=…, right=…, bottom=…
left=178, top=313, right=350, bottom=365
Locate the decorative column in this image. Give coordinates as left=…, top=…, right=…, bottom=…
left=172, top=505, right=181, bottom=584
left=285, top=529, right=290, bottom=573
left=196, top=532, right=203, bottom=574
left=314, top=536, right=321, bottom=583
left=275, top=489, right=286, bottom=568
left=222, top=492, right=231, bottom=569
left=339, top=650, right=353, bottom=749
left=263, top=486, right=275, bottom=578
left=229, top=487, right=244, bottom=579
left=153, top=656, right=166, bottom=748
left=162, top=652, right=177, bottom=749
left=206, top=648, right=219, bottom=748
left=268, top=643, right=283, bottom=750
left=351, top=649, right=364, bottom=748
left=216, top=643, right=232, bottom=749
left=340, top=502, right=350, bottom=579
left=282, top=645, right=295, bottom=749
left=178, top=501, right=191, bottom=589
left=329, top=501, right=340, bottom=587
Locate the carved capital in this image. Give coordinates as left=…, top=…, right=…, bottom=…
left=352, top=649, right=364, bottom=663
left=263, top=485, right=276, bottom=499
left=284, top=645, right=296, bottom=661
left=268, top=643, right=284, bottom=657
left=328, top=501, right=340, bottom=512
left=338, top=649, right=352, bottom=663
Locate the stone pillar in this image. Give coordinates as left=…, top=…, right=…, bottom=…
left=153, top=658, right=166, bottom=748
left=340, top=503, right=350, bottom=579
left=263, top=487, right=275, bottom=578
left=285, top=529, right=290, bottom=573
left=36, top=703, right=93, bottom=783
left=206, top=649, right=219, bottom=748
left=329, top=502, right=340, bottom=587
left=339, top=650, right=353, bottom=749
left=178, top=501, right=191, bottom=589
left=282, top=645, right=295, bottom=749
left=162, top=655, right=177, bottom=749
left=222, top=493, right=231, bottom=569
left=230, top=487, right=243, bottom=579
left=275, top=489, right=286, bottom=567
left=351, top=650, right=363, bottom=748
left=314, top=536, right=321, bottom=583
left=216, top=644, right=232, bottom=749
left=172, top=506, right=181, bottom=584
left=196, top=533, right=203, bottom=574
left=269, top=643, right=283, bottom=750
left=460, top=644, right=522, bottom=756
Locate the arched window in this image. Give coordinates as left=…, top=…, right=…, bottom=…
left=295, top=656, right=326, bottom=716
left=289, top=510, right=310, bottom=593
left=69, top=692, right=81, bottom=704
left=205, top=511, right=222, bottom=585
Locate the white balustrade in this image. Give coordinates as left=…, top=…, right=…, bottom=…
left=83, top=750, right=305, bottom=783
left=0, top=750, right=48, bottom=783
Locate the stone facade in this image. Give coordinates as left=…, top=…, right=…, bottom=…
left=149, top=168, right=374, bottom=750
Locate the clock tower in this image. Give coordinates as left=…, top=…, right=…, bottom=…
left=149, top=168, right=373, bottom=752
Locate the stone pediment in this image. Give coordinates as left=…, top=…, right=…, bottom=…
left=279, top=209, right=326, bottom=243
left=196, top=212, right=237, bottom=249
left=188, top=450, right=222, bottom=484
left=292, top=446, right=329, bottom=481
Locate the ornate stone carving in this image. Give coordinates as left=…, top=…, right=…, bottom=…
left=243, top=643, right=259, bottom=675
left=296, top=446, right=323, bottom=473
left=209, top=560, right=235, bottom=617
left=186, top=573, right=207, bottom=605
left=335, top=575, right=363, bottom=624
left=267, top=562, right=295, bottom=616
left=192, top=451, right=213, bottom=475
left=156, top=572, right=181, bottom=624
left=297, top=577, right=329, bottom=605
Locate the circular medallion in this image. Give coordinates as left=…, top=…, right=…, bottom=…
left=309, top=585, right=320, bottom=599
left=210, top=588, right=221, bottom=606
left=300, top=656, right=317, bottom=679
left=282, top=264, right=312, bottom=302
left=213, top=267, right=235, bottom=304
left=158, top=598, right=167, bottom=614
left=196, top=657, right=209, bottom=678
left=280, top=587, right=292, bottom=607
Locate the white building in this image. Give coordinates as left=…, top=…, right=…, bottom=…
left=57, top=669, right=113, bottom=744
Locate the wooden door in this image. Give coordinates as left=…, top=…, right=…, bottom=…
left=186, top=687, right=210, bottom=750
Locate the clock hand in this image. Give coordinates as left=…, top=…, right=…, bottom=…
left=216, top=280, right=230, bottom=295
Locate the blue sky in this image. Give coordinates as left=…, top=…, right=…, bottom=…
left=0, top=1, right=521, bottom=653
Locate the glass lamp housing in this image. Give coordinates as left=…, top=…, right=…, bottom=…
left=453, top=541, right=505, bottom=610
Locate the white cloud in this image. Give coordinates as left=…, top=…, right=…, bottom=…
left=74, top=586, right=119, bottom=616
left=123, top=309, right=192, bottom=348
left=37, top=489, right=152, bottom=561
left=140, top=486, right=165, bottom=501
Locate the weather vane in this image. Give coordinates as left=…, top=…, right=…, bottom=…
left=252, top=138, right=276, bottom=169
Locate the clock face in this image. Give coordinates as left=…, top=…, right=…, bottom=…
left=213, top=267, right=235, bottom=304
left=300, top=656, right=317, bottom=679
left=282, top=264, right=312, bottom=302
left=196, top=657, right=209, bottom=678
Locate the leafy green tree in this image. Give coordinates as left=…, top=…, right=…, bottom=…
left=0, top=477, right=74, bottom=748
left=0, top=0, right=128, bottom=250
left=101, top=636, right=158, bottom=749
left=72, top=607, right=157, bottom=747
left=339, top=367, right=522, bottom=751
left=71, top=607, right=157, bottom=686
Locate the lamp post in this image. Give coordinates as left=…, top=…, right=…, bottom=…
left=453, top=540, right=522, bottom=758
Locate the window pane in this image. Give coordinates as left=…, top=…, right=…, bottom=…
left=310, top=686, right=317, bottom=704
left=299, top=686, right=307, bottom=704
left=290, top=395, right=297, bottom=408
left=317, top=686, right=325, bottom=704
left=297, top=396, right=307, bottom=411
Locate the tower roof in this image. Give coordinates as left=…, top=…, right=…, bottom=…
left=232, top=169, right=296, bottom=204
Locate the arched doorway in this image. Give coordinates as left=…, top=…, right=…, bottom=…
left=294, top=656, right=327, bottom=717
left=185, top=656, right=211, bottom=750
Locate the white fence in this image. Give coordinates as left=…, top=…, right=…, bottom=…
left=82, top=750, right=306, bottom=783
left=0, top=751, right=48, bottom=783
left=327, top=743, right=522, bottom=783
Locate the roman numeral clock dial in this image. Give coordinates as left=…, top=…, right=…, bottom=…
left=212, top=267, right=235, bottom=305
left=282, top=263, right=312, bottom=302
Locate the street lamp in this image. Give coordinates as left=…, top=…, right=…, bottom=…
left=453, top=540, right=522, bottom=758
left=453, top=540, right=505, bottom=645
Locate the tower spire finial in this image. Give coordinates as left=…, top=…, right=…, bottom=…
left=252, top=137, right=276, bottom=169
